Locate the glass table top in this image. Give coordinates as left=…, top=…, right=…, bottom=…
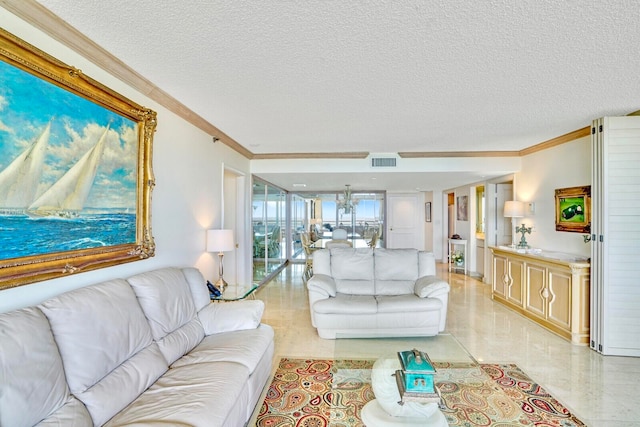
left=211, top=283, right=259, bottom=301
left=333, top=333, right=476, bottom=365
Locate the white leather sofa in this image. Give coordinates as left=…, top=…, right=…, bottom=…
left=0, top=267, right=274, bottom=427
left=307, top=248, right=450, bottom=339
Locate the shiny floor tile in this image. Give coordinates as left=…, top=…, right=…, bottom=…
left=252, top=263, right=640, bottom=426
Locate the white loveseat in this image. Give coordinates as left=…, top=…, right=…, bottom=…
left=307, top=248, right=450, bottom=339
left=0, top=267, right=274, bottom=427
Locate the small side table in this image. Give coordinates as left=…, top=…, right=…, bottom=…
left=448, top=239, right=467, bottom=275
left=211, top=284, right=259, bottom=302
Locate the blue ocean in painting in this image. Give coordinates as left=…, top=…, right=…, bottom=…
left=0, top=212, right=136, bottom=260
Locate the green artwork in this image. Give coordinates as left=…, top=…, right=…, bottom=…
left=559, top=197, right=585, bottom=223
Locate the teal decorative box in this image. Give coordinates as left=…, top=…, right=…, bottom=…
left=395, top=348, right=441, bottom=404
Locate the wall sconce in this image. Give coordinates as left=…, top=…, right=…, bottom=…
left=206, top=229, right=234, bottom=291
left=503, top=201, right=531, bottom=248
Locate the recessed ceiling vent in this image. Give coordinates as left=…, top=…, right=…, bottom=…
left=370, top=156, right=397, bottom=168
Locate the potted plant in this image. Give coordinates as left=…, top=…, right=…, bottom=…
left=451, top=250, right=464, bottom=266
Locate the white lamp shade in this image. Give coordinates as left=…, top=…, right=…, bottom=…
left=503, top=201, right=525, bottom=218
left=206, top=229, right=235, bottom=252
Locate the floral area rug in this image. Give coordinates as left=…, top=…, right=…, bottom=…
left=256, top=358, right=586, bottom=426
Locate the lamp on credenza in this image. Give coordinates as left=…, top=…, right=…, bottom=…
left=503, top=201, right=531, bottom=248
left=206, top=229, right=235, bottom=291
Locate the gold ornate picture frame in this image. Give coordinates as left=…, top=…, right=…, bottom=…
left=555, top=186, right=591, bottom=233
left=0, top=28, right=156, bottom=290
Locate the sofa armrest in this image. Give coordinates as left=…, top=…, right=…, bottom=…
left=414, top=276, right=450, bottom=298
left=198, top=300, right=264, bottom=335
left=307, top=274, right=337, bottom=298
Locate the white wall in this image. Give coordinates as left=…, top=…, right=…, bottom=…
left=515, top=136, right=591, bottom=257
left=0, top=9, right=250, bottom=313
left=443, top=137, right=591, bottom=278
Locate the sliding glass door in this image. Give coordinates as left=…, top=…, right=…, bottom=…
left=252, top=179, right=286, bottom=282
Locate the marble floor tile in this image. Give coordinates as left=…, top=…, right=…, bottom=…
left=251, top=263, right=640, bottom=426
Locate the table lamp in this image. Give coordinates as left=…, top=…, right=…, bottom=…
left=503, top=201, right=531, bottom=248
left=206, top=229, right=234, bottom=291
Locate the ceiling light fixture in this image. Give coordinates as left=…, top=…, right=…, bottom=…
left=337, top=184, right=358, bottom=214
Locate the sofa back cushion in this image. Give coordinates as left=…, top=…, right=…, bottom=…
left=311, top=249, right=331, bottom=275
left=0, top=307, right=91, bottom=427
left=127, top=267, right=205, bottom=365
left=418, top=251, right=437, bottom=277
left=330, top=247, right=375, bottom=295
left=182, top=267, right=211, bottom=311
left=374, top=248, right=419, bottom=295
left=39, top=279, right=167, bottom=426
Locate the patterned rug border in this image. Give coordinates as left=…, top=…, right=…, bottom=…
left=257, top=357, right=586, bottom=427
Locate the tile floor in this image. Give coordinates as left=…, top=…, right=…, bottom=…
left=250, top=263, right=640, bottom=426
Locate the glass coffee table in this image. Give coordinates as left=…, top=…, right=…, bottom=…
left=333, top=334, right=475, bottom=426
left=210, top=283, right=259, bottom=302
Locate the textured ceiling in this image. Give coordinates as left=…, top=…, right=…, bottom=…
left=33, top=0, right=640, bottom=158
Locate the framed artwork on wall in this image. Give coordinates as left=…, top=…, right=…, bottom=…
left=555, top=186, right=591, bottom=233
left=0, top=28, right=157, bottom=290
left=425, top=202, right=431, bottom=222
left=456, top=195, right=468, bottom=221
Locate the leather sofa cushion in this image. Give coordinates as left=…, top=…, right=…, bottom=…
left=331, top=247, right=374, bottom=281
left=0, top=307, right=91, bottom=426
left=375, top=279, right=416, bottom=295
left=39, top=279, right=168, bottom=426
left=418, top=251, right=438, bottom=277
left=127, top=268, right=205, bottom=364
left=198, top=300, right=265, bottom=335
left=313, top=294, right=377, bottom=314
left=376, top=294, right=442, bottom=313
left=173, top=324, right=274, bottom=373
left=331, top=248, right=375, bottom=294
left=182, top=267, right=211, bottom=311
left=374, top=248, right=419, bottom=281
left=105, top=361, right=250, bottom=427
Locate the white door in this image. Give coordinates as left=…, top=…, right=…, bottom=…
left=223, top=167, right=247, bottom=285
left=387, top=194, right=422, bottom=249
left=495, top=183, right=513, bottom=246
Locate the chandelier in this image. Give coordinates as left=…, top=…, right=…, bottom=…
left=337, top=185, right=358, bottom=214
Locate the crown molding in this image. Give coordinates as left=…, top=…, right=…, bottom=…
left=518, top=126, right=591, bottom=156
left=252, top=152, right=370, bottom=160
left=1, top=0, right=253, bottom=159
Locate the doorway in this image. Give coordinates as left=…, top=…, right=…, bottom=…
left=223, top=166, right=246, bottom=285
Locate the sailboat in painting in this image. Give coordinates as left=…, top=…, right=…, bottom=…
left=0, top=121, right=51, bottom=213
left=27, top=124, right=111, bottom=218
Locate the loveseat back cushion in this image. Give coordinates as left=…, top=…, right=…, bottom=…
left=374, top=248, right=419, bottom=295
left=39, top=279, right=167, bottom=426
left=0, top=307, right=91, bottom=427
left=418, top=251, right=437, bottom=277
left=182, top=267, right=210, bottom=312
left=127, top=267, right=205, bottom=365
left=330, top=247, right=375, bottom=295
left=312, top=249, right=331, bottom=275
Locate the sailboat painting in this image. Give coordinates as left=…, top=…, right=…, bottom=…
left=1, top=28, right=155, bottom=289
left=0, top=60, right=138, bottom=260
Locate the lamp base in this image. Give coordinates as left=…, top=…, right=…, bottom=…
left=515, top=224, right=532, bottom=250
left=214, top=277, right=228, bottom=292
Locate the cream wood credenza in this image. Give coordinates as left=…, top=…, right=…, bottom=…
left=490, top=246, right=590, bottom=345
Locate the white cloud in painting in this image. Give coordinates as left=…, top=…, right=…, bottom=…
left=0, top=96, right=14, bottom=134
left=0, top=119, right=12, bottom=133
